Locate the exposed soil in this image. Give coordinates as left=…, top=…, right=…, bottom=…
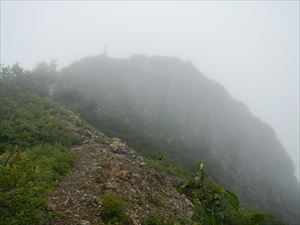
left=46, top=112, right=194, bottom=225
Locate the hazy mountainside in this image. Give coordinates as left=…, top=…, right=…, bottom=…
left=55, top=54, right=299, bottom=223
left=0, top=64, right=291, bottom=225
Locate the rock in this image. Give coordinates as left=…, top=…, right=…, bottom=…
left=140, top=162, right=146, bottom=167
left=131, top=218, right=140, bottom=225
left=81, top=140, right=89, bottom=144
left=78, top=220, right=91, bottom=225
left=46, top=203, right=56, bottom=211
left=115, top=170, right=132, bottom=180
left=128, top=148, right=136, bottom=154
left=110, top=138, right=128, bottom=154
left=63, top=198, right=71, bottom=206
left=184, top=197, right=194, bottom=208
left=105, top=181, right=119, bottom=190
left=172, top=201, right=180, bottom=210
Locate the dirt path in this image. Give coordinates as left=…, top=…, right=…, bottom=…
left=47, top=143, right=107, bottom=225
left=46, top=114, right=194, bottom=225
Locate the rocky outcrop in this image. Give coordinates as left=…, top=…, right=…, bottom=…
left=46, top=111, right=194, bottom=225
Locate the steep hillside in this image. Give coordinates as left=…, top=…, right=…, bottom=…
left=55, top=54, right=299, bottom=223
left=0, top=72, right=76, bottom=224
left=0, top=60, right=295, bottom=225
left=1, top=68, right=272, bottom=225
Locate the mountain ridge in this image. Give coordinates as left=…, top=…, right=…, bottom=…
left=1, top=56, right=298, bottom=224
left=56, top=54, right=299, bottom=223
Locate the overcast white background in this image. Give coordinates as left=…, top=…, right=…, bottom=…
left=1, top=1, right=299, bottom=179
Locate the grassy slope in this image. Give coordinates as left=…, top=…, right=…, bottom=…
left=0, top=79, right=76, bottom=224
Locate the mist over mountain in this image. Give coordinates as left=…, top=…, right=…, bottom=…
left=53, top=54, right=299, bottom=223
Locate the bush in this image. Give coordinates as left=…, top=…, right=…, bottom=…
left=0, top=76, right=75, bottom=224
left=145, top=155, right=191, bottom=181
left=141, top=212, right=191, bottom=225
left=0, top=95, right=77, bottom=152
left=0, top=66, right=75, bottom=225
left=0, top=146, right=73, bottom=225
left=179, top=162, right=270, bottom=225
left=149, top=195, right=165, bottom=207
left=100, top=194, right=127, bottom=224
left=141, top=213, right=162, bottom=225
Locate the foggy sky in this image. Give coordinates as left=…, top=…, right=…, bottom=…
left=1, top=1, right=299, bottom=179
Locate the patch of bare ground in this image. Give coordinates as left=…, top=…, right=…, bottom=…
left=46, top=112, right=194, bottom=225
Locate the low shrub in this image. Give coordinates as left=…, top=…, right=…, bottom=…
left=145, top=155, right=191, bottom=181
left=100, top=193, right=127, bottom=224
left=0, top=146, right=73, bottom=225
left=141, top=212, right=191, bottom=225
left=149, top=194, right=165, bottom=207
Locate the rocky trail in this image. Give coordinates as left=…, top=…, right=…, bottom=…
left=46, top=112, right=194, bottom=225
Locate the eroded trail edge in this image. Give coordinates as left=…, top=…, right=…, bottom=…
left=46, top=112, right=193, bottom=225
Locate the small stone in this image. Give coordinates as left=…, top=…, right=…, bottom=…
left=81, top=140, right=89, bottom=144
left=63, top=198, right=70, bottom=206
left=140, top=162, right=146, bottom=167
left=78, top=220, right=91, bottom=225
left=46, top=203, right=56, bottom=211
left=105, top=181, right=118, bottom=190
left=184, top=198, right=194, bottom=208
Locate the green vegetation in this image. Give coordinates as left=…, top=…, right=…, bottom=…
left=0, top=65, right=76, bottom=225
left=146, top=158, right=286, bottom=225
left=141, top=212, right=193, bottom=225
left=99, top=193, right=127, bottom=224
left=145, top=155, right=191, bottom=181
left=0, top=145, right=73, bottom=225
left=149, top=194, right=165, bottom=207
left=135, top=195, right=146, bottom=206
left=178, top=162, right=286, bottom=225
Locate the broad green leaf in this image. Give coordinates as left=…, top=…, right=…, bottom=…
left=223, top=190, right=240, bottom=210
left=250, top=213, right=265, bottom=225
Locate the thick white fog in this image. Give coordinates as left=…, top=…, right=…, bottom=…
left=1, top=1, right=299, bottom=178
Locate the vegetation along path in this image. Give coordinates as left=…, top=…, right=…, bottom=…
left=46, top=111, right=194, bottom=225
